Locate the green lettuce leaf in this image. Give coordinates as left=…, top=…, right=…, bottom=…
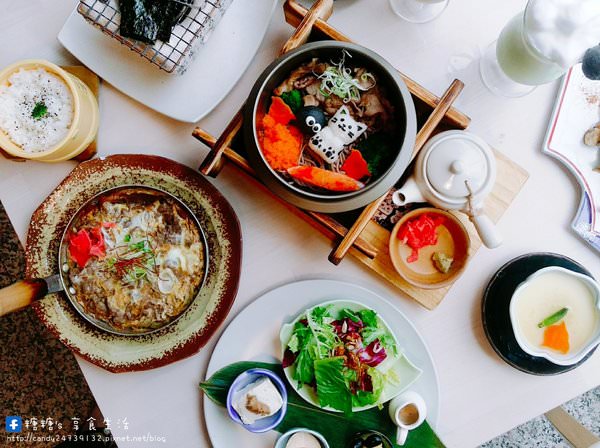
left=289, top=321, right=311, bottom=351
left=305, top=307, right=339, bottom=359
left=293, top=347, right=315, bottom=386
left=310, top=306, right=330, bottom=324
left=352, top=367, right=385, bottom=407
left=358, top=309, right=378, bottom=327
left=287, top=333, right=300, bottom=353
left=361, top=312, right=399, bottom=357
left=339, top=308, right=361, bottom=322
left=314, top=357, right=352, bottom=414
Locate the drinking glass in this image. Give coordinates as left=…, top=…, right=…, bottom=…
left=389, top=0, right=449, bottom=24
left=479, top=1, right=568, bottom=97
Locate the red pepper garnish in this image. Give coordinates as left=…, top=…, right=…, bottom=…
left=68, top=230, right=92, bottom=268
left=113, top=257, right=144, bottom=278
left=341, top=149, right=371, bottom=181
left=68, top=225, right=106, bottom=268
left=89, top=227, right=106, bottom=258
left=398, top=213, right=446, bottom=263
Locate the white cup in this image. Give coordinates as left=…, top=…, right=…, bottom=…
left=388, top=391, right=427, bottom=446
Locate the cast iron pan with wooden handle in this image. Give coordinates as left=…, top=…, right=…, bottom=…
left=0, top=185, right=208, bottom=336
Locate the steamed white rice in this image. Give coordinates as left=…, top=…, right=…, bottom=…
left=0, top=68, right=73, bottom=153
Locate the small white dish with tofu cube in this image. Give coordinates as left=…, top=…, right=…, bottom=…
left=226, top=368, right=288, bottom=433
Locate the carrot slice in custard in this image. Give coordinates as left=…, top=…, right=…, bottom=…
left=542, top=321, right=570, bottom=354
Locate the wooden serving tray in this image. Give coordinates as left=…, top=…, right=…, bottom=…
left=0, top=65, right=99, bottom=162
left=192, top=0, right=529, bottom=310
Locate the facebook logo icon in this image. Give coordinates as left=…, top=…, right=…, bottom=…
left=5, top=416, right=22, bottom=433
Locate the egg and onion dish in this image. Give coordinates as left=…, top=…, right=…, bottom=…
left=64, top=188, right=205, bottom=333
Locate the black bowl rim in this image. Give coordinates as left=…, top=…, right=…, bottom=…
left=243, top=41, right=417, bottom=213
left=481, top=252, right=597, bottom=375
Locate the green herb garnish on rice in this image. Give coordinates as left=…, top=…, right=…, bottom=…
left=31, top=102, right=48, bottom=120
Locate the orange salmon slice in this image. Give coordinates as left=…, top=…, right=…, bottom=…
left=287, top=166, right=365, bottom=192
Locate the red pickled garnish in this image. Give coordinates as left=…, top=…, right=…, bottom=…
left=341, top=149, right=371, bottom=180
left=102, top=222, right=116, bottom=228
left=67, top=225, right=106, bottom=268
left=398, top=213, right=446, bottom=263
left=68, top=230, right=92, bottom=268
left=89, top=227, right=106, bottom=258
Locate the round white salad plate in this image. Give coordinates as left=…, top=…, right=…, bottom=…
left=57, top=0, right=278, bottom=123
left=203, top=279, right=440, bottom=447
left=279, top=299, right=423, bottom=412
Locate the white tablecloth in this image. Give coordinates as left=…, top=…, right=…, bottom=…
left=0, top=1, right=599, bottom=447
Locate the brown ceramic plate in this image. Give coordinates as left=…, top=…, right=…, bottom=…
left=389, top=208, right=470, bottom=289
left=26, top=155, right=242, bottom=372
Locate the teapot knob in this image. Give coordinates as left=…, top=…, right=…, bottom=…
left=450, top=160, right=464, bottom=174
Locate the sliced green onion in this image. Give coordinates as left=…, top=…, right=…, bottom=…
left=317, top=51, right=376, bottom=103
left=537, top=307, right=569, bottom=328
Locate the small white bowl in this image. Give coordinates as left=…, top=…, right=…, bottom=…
left=509, top=266, right=600, bottom=366
left=274, top=428, right=330, bottom=448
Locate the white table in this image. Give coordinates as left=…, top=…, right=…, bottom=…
left=1, top=1, right=599, bottom=447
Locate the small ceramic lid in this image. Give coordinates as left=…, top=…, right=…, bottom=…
left=424, top=132, right=493, bottom=201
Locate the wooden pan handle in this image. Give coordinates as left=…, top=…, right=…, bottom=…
left=280, top=0, right=334, bottom=55
left=0, top=279, right=48, bottom=316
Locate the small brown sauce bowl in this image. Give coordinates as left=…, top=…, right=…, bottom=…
left=389, top=208, right=470, bottom=289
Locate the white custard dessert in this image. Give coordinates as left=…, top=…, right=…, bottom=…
left=510, top=267, right=600, bottom=364
left=232, top=377, right=284, bottom=425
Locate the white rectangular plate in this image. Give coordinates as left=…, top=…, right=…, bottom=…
left=58, top=0, right=277, bottom=123
left=543, top=64, right=600, bottom=253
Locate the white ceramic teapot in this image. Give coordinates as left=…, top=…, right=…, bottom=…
left=392, top=130, right=502, bottom=248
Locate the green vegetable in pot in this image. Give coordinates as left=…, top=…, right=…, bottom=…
left=355, top=133, right=395, bottom=178
left=280, top=89, right=302, bottom=113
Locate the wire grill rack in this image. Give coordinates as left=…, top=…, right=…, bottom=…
left=78, top=0, right=232, bottom=73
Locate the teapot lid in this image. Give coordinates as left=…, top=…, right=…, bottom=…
left=424, top=132, right=494, bottom=201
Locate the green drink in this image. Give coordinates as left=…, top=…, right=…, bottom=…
left=480, top=0, right=600, bottom=97
left=496, top=13, right=565, bottom=86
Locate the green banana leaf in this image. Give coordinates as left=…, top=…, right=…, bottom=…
left=200, top=361, right=445, bottom=448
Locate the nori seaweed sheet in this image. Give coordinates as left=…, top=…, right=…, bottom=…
left=119, top=0, right=192, bottom=44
